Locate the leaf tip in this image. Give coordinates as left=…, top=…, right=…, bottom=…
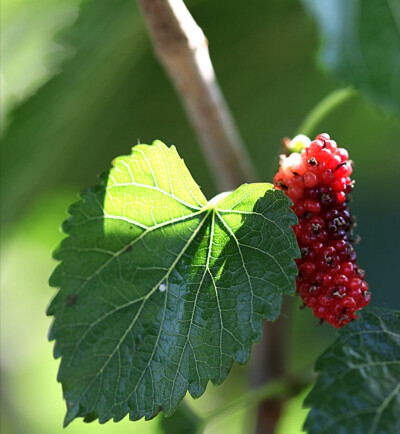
left=151, top=139, right=167, bottom=148
left=63, top=403, right=80, bottom=428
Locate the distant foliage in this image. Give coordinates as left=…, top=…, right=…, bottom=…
left=301, top=0, right=400, bottom=113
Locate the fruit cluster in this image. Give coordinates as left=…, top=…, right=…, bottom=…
left=274, top=133, right=370, bottom=327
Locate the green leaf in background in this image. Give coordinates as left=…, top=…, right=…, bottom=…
left=48, top=141, right=299, bottom=426
left=1, top=0, right=80, bottom=127
left=300, top=0, right=400, bottom=113
left=304, top=307, right=400, bottom=434
left=0, top=0, right=149, bottom=226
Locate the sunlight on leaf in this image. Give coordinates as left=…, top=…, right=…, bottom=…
left=47, top=141, right=299, bottom=426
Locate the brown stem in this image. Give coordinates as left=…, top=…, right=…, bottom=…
left=136, top=0, right=258, bottom=190
left=137, top=2, right=286, bottom=432
left=250, top=298, right=291, bottom=434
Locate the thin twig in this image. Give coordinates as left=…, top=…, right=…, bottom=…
left=198, top=372, right=311, bottom=430
left=136, top=0, right=258, bottom=190
left=250, top=302, right=289, bottom=434
left=296, top=87, right=357, bottom=137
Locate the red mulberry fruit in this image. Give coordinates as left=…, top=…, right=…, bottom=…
left=274, top=134, right=371, bottom=328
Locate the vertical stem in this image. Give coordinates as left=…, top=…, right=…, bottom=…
left=250, top=300, right=290, bottom=434
left=136, top=0, right=258, bottom=191
left=201, top=373, right=308, bottom=427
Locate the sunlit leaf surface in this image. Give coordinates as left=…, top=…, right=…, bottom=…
left=48, top=141, right=299, bottom=425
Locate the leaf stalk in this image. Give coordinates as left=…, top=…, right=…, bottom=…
left=196, top=374, right=310, bottom=431
left=296, top=87, right=357, bottom=137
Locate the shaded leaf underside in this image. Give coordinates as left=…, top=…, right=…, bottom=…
left=305, top=307, right=400, bottom=434
left=48, top=141, right=299, bottom=425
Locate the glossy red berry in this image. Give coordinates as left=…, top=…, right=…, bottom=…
left=274, top=134, right=370, bottom=328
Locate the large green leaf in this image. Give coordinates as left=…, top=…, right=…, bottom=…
left=301, top=0, right=400, bottom=113
left=47, top=141, right=299, bottom=426
left=304, top=307, right=400, bottom=434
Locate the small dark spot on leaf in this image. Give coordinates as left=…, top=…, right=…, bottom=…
left=124, top=245, right=133, bottom=253
left=153, top=405, right=164, bottom=417
left=66, top=294, right=79, bottom=307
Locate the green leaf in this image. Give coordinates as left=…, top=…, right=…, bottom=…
left=47, top=141, right=299, bottom=426
left=301, top=0, right=400, bottom=113
left=1, top=0, right=80, bottom=126
left=304, top=307, right=400, bottom=434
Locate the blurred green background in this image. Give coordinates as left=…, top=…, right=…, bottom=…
left=1, top=0, right=399, bottom=433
